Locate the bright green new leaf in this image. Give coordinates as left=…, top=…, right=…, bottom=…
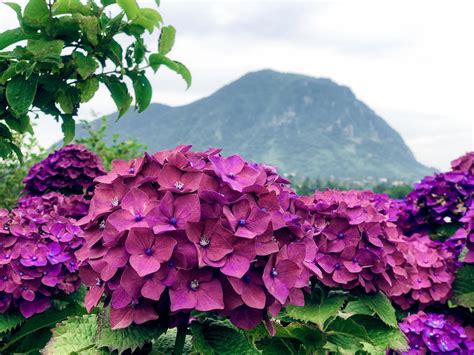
left=4, top=2, right=22, bottom=24
left=6, top=75, right=38, bottom=116
left=149, top=53, right=177, bottom=72
left=159, top=25, right=176, bottom=55
left=132, top=73, right=152, bottom=112
left=74, top=15, right=99, bottom=46
left=174, top=61, right=192, bottom=88
left=286, top=293, right=347, bottom=329
left=23, top=0, right=49, bottom=28
left=61, top=115, right=75, bottom=144
left=132, top=8, right=163, bottom=33
left=0, top=312, right=24, bottom=334
left=117, top=0, right=140, bottom=20
left=102, top=76, right=133, bottom=118
left=0, top=28, right=29, bottom=50
left=359, top=292, right=398, bottom=328
left=77, top=77, right=99, bottom=102
left=52, top=0, right=92, bottom=16
left=453, top=264, right=474, bottom=308
left=43, top=314, right=98, bottom=354
left=73, top=52, right=98, bottom=79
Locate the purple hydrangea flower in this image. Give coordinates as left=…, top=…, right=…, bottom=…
left=23, top=144, right=105, bottom=195
left=395, top=311, right=474, bottom=354
left=78, top=146, right=313, bottom=330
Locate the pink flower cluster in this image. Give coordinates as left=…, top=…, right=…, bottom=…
left=23, top=144, right=106, bottom=195
left=77, top=146, right=318, bottom=329
left=17, top=192, right=90, bottom=220
left=0, top=207, right=82, bottom=317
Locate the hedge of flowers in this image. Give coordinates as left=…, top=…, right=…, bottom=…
left=1, top=144, right=473, bottom=354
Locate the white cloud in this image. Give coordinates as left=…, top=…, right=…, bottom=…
left=1, top=0, right=472, bottom=170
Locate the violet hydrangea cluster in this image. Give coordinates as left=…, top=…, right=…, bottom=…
left=17, top=192, right=90, bottom=220
left=77, top=146, right=319, bottom=330
left=23, top=144, right=106, bottom=195
left=295, top=190, right=411, bottom=294
left=0, top=206, right=82, bottom=317
left=395, top=311, right=474, bottom=354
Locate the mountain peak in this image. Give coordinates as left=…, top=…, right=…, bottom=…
left=76, top=71, right=432, bottom=181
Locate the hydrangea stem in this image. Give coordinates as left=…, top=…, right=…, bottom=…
left=173, top=315, right=190, bottom=355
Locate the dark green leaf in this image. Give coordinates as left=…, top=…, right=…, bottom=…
left=61, top=115, right=76, bottom=144
left=325, top=317, right=371, bottom=350
left=102, top=76, right=132, bottom=118
left=0, top=304, right=82, bottom=353
left=106, top=39, right=123, bottom=66
left=23, top=0, right=49, bottom=28
left=453, top=264, right=474, bottom=308
left=15, top=60, right=36, bottom=79
left=101, top=0, right=116, bottom=6
left=275, top=323, right=325, bottom=351
left=132, top=73, right=152, bottom=112
left=133, top=38, right=146, bottom=64
left=73, top=14, right=99, bottom=46
left=117, top=0, right=140, bottom=20
left=77, top=77, right=99, bottom=102
left=152, top=328, right=193, bottom=354
left=0, top=311, right=25, bottom=334
left=359, top=292, right=398, bottom=328
left=159, top=25, right=175, bottom=55
left=57, top=88, right=78, bottom=114
left=0, top=123, right=13, bottom=139
left=6, top=75, right=38, bottom=116
left=0, top=138, right=12, bottom=159
left=73, top=52, right=98, bottom=79
left=0, top=64, right=18, bottom=84
left=191, top=320, right=259, bottom=355
left=0, top=28, right=29, bottom=50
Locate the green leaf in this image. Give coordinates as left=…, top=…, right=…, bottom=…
left=95, top=311, right=164, bottom=353
left=0, top=64, right=18, bottom=84
left=73, top=14, right=99, bottom=46
left=5, top=115, right=31, bottom=134
left=77, top=77, right=99, bottom=102
left=0, top=28, right=30, bottom=50
left=52, top=0, right=92, bottom=16
left=152, top=328, right=193, bottom=354
left=325, top=317, right=371, bottom=350
left=4, top=2, right=23, bottom=24
left=61, top=115, right=75, bottom=144
left=23, top=0, right=49, bottom=28
left=117, top=0, right=140, bottom=20
left=43, top=314, right=98, bottom=354
left=275, top=323, right=325, bottom=351
left=159, top=25, right=176, bottom=55
left=15, top=60, right=36, bottom=79
left=352, top=315, right=408, bottom=353
left=73, top=52, right=98, bottom=79
left=0, top=304, right=82, bottom=353
left=191, top=320, right=259, bottom=355
left=174, top=61, right=192, bottom=89
left=430, top=222, right=463, bottom=241
left=359, top=292, right=398, bottom=328
left=132, top=73, right=152, bottom=112
left=27, top=39, right=64, bottom=64
left=106, top=39, right=123, bottom=66
left=6, top=75, right=38, bottom=116
left=149, top=53, right=177, bottom=72
left=342, top=300, right=374, bottom=317
left=286, top=292, right=347, bottom=329
left=0, top=123, right=13, bottom=140
left=132, top=8, right=162, bottom=33
left=453, top=264, right=474, bottom=308
left=101, top=0, right=116, bottom=6
left=102, top=76, right=132, bottom=118
left=0, top=312, right=25, bottom=334
left=0, top=138, right=12, bottom=159
left=57, top=88, right=78, bottom=114
left=9, top=141, right=24, bottom=163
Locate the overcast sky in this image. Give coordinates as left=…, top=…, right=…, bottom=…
left=1, top=0, right=473, bottom=170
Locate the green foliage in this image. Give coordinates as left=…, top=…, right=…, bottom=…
left=0, top=312, right=25, bottom=334
left=0, top=133, right=46, bottom=209
left=286, top=287, right=347, bottom=329
left=358, top=292, right=398, bottom=328
left=152, top=328, right=193, bottom=354
left=0, top=0, right=190, bottom=161
left=191, top=319, right=259, bottom=354
left=453, top=264, right=474, bottom=308
left=75, top=117, right=147, bottom=170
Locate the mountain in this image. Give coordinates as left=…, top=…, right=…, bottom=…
left=76, top=69, right=433, bottom=181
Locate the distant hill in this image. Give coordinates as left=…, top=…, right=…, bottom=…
left=76, top=69, right=434, bottom=181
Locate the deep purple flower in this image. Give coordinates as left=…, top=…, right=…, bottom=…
left=209, top=155, right=259, bottom=192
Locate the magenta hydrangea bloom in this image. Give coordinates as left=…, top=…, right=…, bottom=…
left=77, top=146, right=315, bottom=330
left=295, top=190, right=412, bottom=295
left=23, top=144, right=106, bottom=195
left=394, top=311, right=474, bottom=354
left=17, top=192, right=90, bottom=220
left=0, top=207, right=82, bottom=317
left=451, top=151, right=474, bottom=175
